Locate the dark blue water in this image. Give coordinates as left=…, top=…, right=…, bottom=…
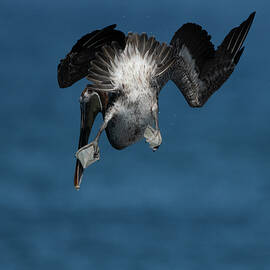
left=1, top=0, right=270, bottom=269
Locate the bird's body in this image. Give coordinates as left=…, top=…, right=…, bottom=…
left=101, top=40, right=161, bottom=149
left=58, top=13, right=255, bottom=189
left=105, top=94, right=155, bottom=149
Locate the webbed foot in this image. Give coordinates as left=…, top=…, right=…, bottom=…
left=144, top=125, right=162, bottom=151
left=75, top=141, right=100, bottom=169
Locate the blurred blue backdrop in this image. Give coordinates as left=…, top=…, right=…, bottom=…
left=1, top=0, right=269, bottom=269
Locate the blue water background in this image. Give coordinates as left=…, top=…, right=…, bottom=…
left=1, top=0, right=270, bottom=269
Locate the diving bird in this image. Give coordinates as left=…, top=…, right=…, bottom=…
left=58, top=12, right=255, bottom=190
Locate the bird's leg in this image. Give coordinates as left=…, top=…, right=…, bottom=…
left=144, top=101, right=162, bottom=151
left=75, top=110, right=113, bottom=169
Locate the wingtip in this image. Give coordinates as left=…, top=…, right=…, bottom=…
left=106, top=24, right=117, bottom=30
left=242, top=12, right=256, bottom=31
left=248, top=11, right=256, bottom=23
left=224, top=11, right=256, bottom=61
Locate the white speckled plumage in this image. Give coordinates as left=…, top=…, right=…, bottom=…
left=105, top=41, right=159, bottom=148
left=110, top=44, right=157, bottom=94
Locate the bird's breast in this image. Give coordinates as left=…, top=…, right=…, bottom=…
left=105, top=100, right=154, bottom=150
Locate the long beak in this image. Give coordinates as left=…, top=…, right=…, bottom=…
left=74, top=90, right=103, bottom=190
left=74, top=102, right=92, bottom=190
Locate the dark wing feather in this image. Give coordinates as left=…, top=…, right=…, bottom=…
left=171, top=23, right=215, bottom=71
left=58, top=24, right=126, bottom=88
left=86, top=44, right=119, bottom=92
left=169, top=12, right=255, bottom=107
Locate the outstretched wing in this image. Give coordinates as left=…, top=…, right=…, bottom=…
left=74, top=86, right=107, bottom=190
left=169, top=12, right=255, bottom=107
left=58, top=24, right=126, bottom=88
